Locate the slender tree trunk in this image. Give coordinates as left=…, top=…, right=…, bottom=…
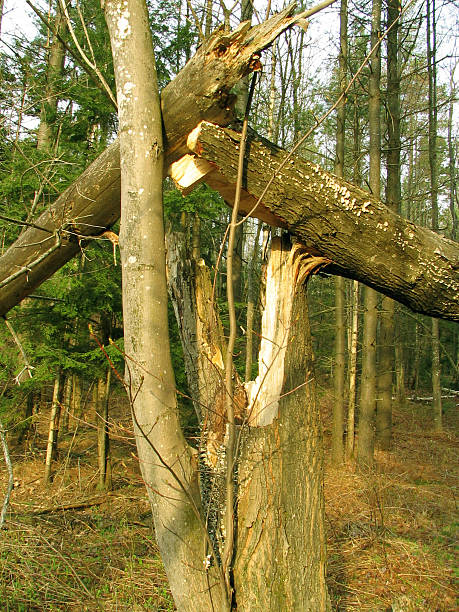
left=17, top=392, right=34, bottom=446
left=0, top=0, right=4, bottom=38
left=376, top=0, right=401, bottom=450
left=394, top=333, right=406, bottom=407
left=205, top=0, right=213, bottom=37
left=105, top=1, right=228, bottom=608
left=267, top=43, right=277, bottom=141
left=245, top=220, right=262, bottom=382
left=97, top=367, right=112, bottom=491
left=447, top=74, right=458, bottom=241
left=71, top=374, right=82, bottom=425
left=358, top=0, right=382, bottom=467
left=37, top=0, right=66, bottom=151
left=331, top=0, right=348, bottom=464
left=44, top=371, right=62, bottom=485
left=346, top=280, right=359, bottom=460
left=427, top=0, right=442, bottom=431
left=61, top=374, right=72, bottom=433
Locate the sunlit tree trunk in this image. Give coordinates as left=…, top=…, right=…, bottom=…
left=61, top=374, right=72, bottom=433
left=105, top=1, right=228, bottom=608
left=235, top=237, right=330, bottom=611
left=346, top=280, right=359, bottom=460
left=447, top=73, right=457, bottom=241
left=44, top=370, right=62, bottom=485
left=0, top=0, right=4, bottom=37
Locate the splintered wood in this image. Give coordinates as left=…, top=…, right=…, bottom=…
left=245, top=238, right=329, bottom=426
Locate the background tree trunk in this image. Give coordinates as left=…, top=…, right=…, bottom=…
left=358, top=0, right=382, bottom=467
left=427, top=0, right=442, bottom=432
left=96, top=367, right=112, bottom=491
left=37, top=0, right=66, bottom=151
left=332, top=0, right=348, bottom=464
left=44, top=371, right=62, bottom=485
left=376, top=0, right=401, bottom=450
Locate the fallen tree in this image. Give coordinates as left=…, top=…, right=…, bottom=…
left=0, top=5, right=458, bottom=322
left=172, top=122, right=459, bottom=322
left=0, top=3, right=304, bottom=316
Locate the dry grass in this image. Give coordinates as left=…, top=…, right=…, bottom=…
left=324, top=398, right=458, bottom=611
left=0, top=392, right=457, bottom=611
left=0, top=395, right=174, bottom=611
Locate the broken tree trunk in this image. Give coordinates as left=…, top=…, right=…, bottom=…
left=167, top=232, right=330, bottom=609
left=0, top=3, right=305, bottom=317
left=175, top=121, right=459, bottom=322
left=235, top=237, right=330, bottom=611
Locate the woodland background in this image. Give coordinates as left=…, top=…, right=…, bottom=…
left=0, top=0, right=457, bottom=609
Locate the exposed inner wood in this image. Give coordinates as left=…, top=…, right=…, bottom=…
left=180, top=121, right=459, bottom=322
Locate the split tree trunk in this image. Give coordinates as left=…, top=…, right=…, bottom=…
left=168, top=232, right=331, bottom=610
left=235, top=237, right=330, bottom=611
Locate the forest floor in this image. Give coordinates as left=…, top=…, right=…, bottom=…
left=0, top=389, right=457, bottom=611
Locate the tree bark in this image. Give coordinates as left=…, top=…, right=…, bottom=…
left=105, top=0, right=228, bottom=608
left=331, top=0, right=348, bottom=464
left=376, top=0, right=401, bottom=450
left=96, top=368, right=112, bottom=491
left=345, top=280, right=359, bottom=461
left=357, top=0, right=382, bottom=468
left=44, top=371, right=62, bottom=485
left=0, top=4, right=303, bottom=316
left=36, top=0, right=66, bottom=151
left=178, top=121, right=459, bottom=321
left=235, top=237, right=330, bottom=611
left=168, top=231, right=330, bottom=609
left=427, top=0, right=443, bottom=431
left=245, top=220, right=262, bottom=381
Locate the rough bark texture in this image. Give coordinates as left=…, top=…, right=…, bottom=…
left=168, top=234, right=330, bottom=610
left=357, top=0, right=381, bottom=468
left=235, top=237, right=330, bottom=611
left=181, top=122, right=459, bottom=321
left=0, top=4, right=302, bottom=316
left=376, top=0, right=401, bottom=451
left=166, top=230, right=245, bottom=454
